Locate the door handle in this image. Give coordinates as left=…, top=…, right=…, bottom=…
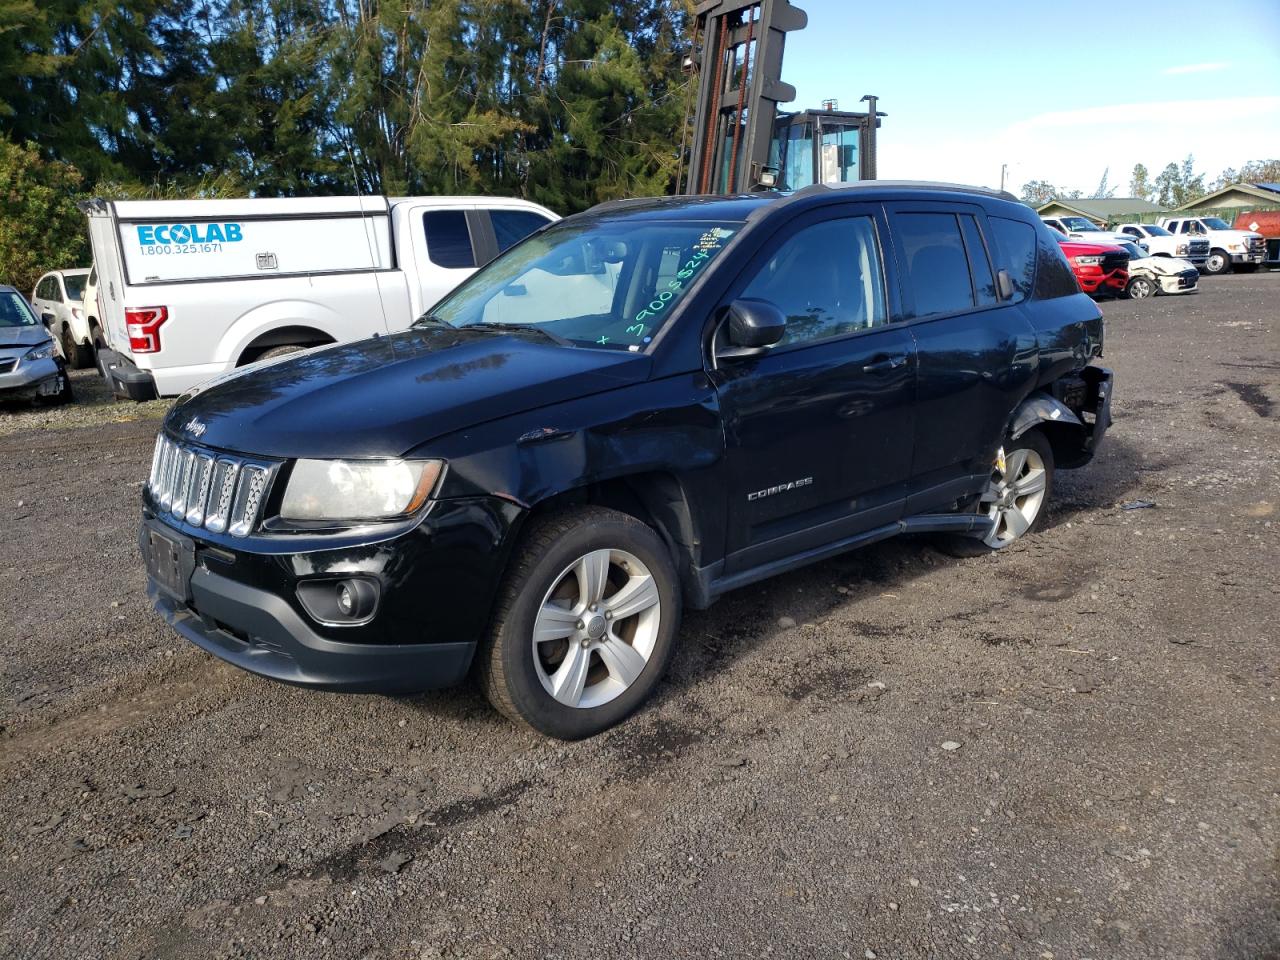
left=862, top=354, right=907, bottom=373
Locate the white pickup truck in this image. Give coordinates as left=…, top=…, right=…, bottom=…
left=1040, top=215, right=1132, bottom=246
left=82, top=195, right=558, bottom=399
left=1156, top=215, right=1265, bottom=275
left=1113, top=222, right=1209, bottom=268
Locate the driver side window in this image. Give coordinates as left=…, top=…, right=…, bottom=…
left=740, top=216, right=887, bottom=348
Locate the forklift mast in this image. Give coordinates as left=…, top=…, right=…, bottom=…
left=685, top=0, right=807, bottom=195
left=682, top=0, right=883, bottom=195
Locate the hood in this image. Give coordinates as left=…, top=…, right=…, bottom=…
left=0, top=326, right=53, bottom=350
left=1058, top=240, right=1126, bottom=257
left=165, top=328, right=652, bottom=459
left=1136, top=255, right=1195, bottom=275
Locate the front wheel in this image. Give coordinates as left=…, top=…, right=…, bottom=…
left=1126, top=276, right=1157, bottom=299
left=478, top=506, right=680, bottom=739
left=1204, top=249, right=1232, bottom=275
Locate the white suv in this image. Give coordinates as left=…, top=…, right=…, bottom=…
left=30, top=268, right=94, bottom=368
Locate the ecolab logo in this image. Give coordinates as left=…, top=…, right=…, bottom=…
left=137, top=222, right=244, bottom=245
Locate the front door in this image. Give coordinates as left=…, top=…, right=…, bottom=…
left=710, top=206, right=916, bottom=574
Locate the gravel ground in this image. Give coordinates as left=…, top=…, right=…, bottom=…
left=1, top=274, right=1277, bottom=960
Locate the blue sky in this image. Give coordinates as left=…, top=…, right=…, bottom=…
left=781, top=0, right=1280, bottom=195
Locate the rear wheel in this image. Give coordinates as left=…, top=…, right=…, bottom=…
left=940, top=430, right=1054, bottom=556
left=1126, top=276, right=1157, bottom=299
left=478, top=506, right=680, bottom=740
left=60, top=326, right=94, bottom=369
left=1204, top=249, right=1231, bottom=275
left=255, top=344, right=307, bottom=363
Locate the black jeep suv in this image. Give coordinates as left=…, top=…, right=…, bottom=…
left=140, top=182, right=1112, bottom=739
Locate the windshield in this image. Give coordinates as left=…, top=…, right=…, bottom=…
left=0, top=292, right=39, bottom=328
left=1203, top=217, right=1232, bottom=230
left=1062, top=217, right=1103, bottom=232
left=1118, top=242, right=1145, bottom=259
left=63, top=273, right=87, bottom=302
left=422, top=218, right=742, bottom=350
left=1141, top=224, right=1172, bottom=236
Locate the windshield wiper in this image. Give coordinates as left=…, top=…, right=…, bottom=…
left=412, top=314, right=455, bottom=329
left=464, top=322, right=572, bottom=347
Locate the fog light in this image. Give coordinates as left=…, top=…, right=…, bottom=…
left=296, top=576, right=380, bottom=626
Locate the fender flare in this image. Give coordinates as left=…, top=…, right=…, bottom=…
left=1008, top=392, right=1083, bottom=439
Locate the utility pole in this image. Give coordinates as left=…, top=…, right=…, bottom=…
left=1000, top=163, right=1008, bottom=193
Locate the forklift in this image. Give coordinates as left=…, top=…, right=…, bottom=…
left=682, top=0, right=884, bottom=196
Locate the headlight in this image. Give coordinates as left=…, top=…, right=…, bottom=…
left=1176, top=243, right=1188, bottom=255
left=1072, top=255, right=1104, bottom=266
left=280, top=459, right=443, bottom=521
left=24, top=341, right=57, bottom=362
left=1228, top=243, right=1243, bottom=252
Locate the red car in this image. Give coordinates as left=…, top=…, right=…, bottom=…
left=1056, top=237, right=1129, bottom=297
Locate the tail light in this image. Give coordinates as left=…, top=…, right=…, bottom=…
left=125, top=306, right=168, bottom=353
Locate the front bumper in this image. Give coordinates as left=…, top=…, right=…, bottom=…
left=0, top=356, right=64, bottom=398
left=1230, top=250, right=1265, bottom=265
left=1157, top=270, right=1199, bottom=294
left=1076, top=267, right=1128, bottom=295
left=149, top=569, right=475, bottom=693
left=140, top=495, right=522, bottom=693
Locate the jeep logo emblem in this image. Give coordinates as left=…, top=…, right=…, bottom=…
left=184, top=417, right=207, bottom=438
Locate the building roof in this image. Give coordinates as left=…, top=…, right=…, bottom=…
left=1175, top=182, right=1280, bottom=210
left=1036, top=197, right=1163, bottom=218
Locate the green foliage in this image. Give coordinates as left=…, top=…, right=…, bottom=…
left=1020, top=180, right=1057, bottom=205
left=1129, top=163, right=1151, bottom=202
left=0, top=140, right=89, bottom=292
left=0, top=0, right=694, bottom=204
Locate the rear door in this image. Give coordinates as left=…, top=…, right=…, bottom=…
left=407, top=204, right=483, bottom=316
left=885, top=202, right=1039, bottom=512
left=711, top=203, right=916, bottom=573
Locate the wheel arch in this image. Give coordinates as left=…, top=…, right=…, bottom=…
left=1008, top=390, right=1091, bottom=469
left=519, top=471, right=701, bottom=598
left=236, top=325, right=336, bottom=366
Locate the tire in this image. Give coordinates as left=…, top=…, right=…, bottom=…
left=60, top=326, right=94, bottom=369
left=477, top=506, right=681, bottom=740
left=255, top=344, right=308, bottom=363
left=939, top=429, right=1055, bottom=557
left=1126, top=276, right=1157, bottom=299
left=1204, top=249, right=1232, bottom=275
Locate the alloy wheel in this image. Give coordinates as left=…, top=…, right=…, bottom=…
left=531, top=548, right=662, bottom=709
left=1128, top=277, right=1155, bottom=299
left=980, top=446, right=1048, bottom=548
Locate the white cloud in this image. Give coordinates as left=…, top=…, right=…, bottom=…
left=879, top=96, right=1280, bottom=195
left=1161, top=62, right=1230, bottom=75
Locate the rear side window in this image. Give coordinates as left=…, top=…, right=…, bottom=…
left=1032, top=224, right=1080, bottom=300
left=423, top=210, right=476, bottom=269
left=491, top=209, right=552, bottom=253
left=895, top=212, right=974, bottom=317
left=988, top=216, right=1037, bottom=304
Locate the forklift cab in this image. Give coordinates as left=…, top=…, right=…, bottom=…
left=768, top=109, right=879, bottom=190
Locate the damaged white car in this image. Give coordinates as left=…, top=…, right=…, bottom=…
left=1116, top=241, right=1199, bottom=299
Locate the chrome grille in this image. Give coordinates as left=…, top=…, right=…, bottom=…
left=147, top=434, right=276, bottom=538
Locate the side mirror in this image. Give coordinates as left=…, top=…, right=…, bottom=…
left=718, top=298, right=785, bottom=359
